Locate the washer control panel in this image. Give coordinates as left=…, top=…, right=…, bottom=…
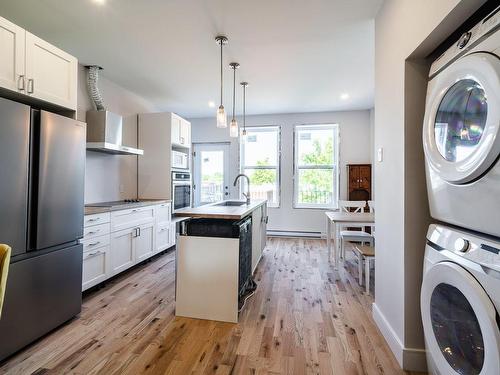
left=427, top=224, right=500, bottom=273
left=429, top=6, right=500, bottom=78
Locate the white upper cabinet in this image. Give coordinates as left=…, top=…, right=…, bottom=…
left=171, top=116, right=181, bottom=146
left=171, top=114, right=191, bottom=147
left=0, top=16, right=78, bottom=110
left=0, top=17, right=25, bottom=92
left=25, top=32, right=77, bottom=110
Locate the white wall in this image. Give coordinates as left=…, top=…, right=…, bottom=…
left=76, top=65, right=159, bottom=203
left=373, top=0, right=486, bottom=371
left=190, top=110, right=372, bottom=233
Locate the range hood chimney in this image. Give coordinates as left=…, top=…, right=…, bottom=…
left=85, top=65, right=144, bottom=156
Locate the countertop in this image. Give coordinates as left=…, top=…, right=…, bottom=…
left=174, top=199, right=267, bottom=220
left=84, top=199, right=171, bottom=216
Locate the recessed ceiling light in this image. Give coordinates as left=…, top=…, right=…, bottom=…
left=208, top=101, right=215, bottom=108
left=92, top=0, right=106, bottom=5
left=340, top=93, right=350, bottom=100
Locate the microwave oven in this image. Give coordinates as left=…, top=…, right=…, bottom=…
left=172, top=150, right=189, bottom=169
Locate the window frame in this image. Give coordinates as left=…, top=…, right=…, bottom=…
left=293, top=123, right=340, bottom=209
left=239, top=125, right=281, bottom=208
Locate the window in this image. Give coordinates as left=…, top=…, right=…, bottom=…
left=294, top=124, right=339, bottom=208
left=240, top=126, right=280, bottom=207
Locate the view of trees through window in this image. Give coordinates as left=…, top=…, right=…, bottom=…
left=240, top=127, right=280, bottom=207
left=295, top=124, right=338, bottom=208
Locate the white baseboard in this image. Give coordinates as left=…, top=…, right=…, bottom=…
left=267, top=230, right=321, bottom=238
left=372, top=303, right=428, bottom=373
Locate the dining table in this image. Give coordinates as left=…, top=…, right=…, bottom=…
left=325, top=211, right=375, bottom=267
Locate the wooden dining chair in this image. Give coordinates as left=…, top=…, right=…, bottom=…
left=352, top=244, right=375, bottom=294
left=338, top=200, right=374, bottom=259
left=0, top=244, right=12, bottom=318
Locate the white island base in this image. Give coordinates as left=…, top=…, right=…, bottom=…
left=175, top=235, right=240, bottom=323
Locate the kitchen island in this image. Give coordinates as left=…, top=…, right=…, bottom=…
left=174, top=199, right=267, bottom=323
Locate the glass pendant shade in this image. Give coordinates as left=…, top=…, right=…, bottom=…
left=229, top=119, right=238, bottom=137
left=217, top=105, right=227, bottom=128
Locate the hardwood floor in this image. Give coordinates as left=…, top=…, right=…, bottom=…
left=0, top=238, right=423, bottom=374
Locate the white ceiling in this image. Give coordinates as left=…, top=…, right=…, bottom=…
left=1, top=0, right=382, bottom=118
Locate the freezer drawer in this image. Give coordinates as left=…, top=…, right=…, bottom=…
left=0, top=243, right=83, bottom=361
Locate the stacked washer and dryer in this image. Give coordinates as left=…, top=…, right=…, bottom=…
left=421, top=6, right=500, bottom=375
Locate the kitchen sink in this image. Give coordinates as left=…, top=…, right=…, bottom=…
left=215, top=201, right=248, bottom=207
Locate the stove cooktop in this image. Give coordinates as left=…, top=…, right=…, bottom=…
left=86, top=199, right=144, bottom=207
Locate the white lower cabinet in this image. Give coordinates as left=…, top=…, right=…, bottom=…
left=135, top=222, right=155, bottom=262
left=110, top=227, right=136, bottom=275
left=82, top=202, right=174, bottom=291
left=156, top=224, right=170, bottom=252
left=82, top=245, right=110, bottom=291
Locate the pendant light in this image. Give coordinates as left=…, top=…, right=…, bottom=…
left=215, top=36, right=228, bottom=128
left=229, top=62, right=240, bottom=138
left=240, top=81, right=248, bottom=137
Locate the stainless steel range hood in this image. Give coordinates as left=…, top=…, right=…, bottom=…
left=86, top=111, right=144, bottom=155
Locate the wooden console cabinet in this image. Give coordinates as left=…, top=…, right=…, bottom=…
left=347, top=164, right=372, bottom=201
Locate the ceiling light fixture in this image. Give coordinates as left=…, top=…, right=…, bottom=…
left=340, top=93, right=350, bottom=100
left=215, top=36, right=228, bottom=128
left=229, top=62, right=240, bottom=138
left=240, top=82, right=248, bottom=137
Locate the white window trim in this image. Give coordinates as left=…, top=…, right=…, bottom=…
left=293, top=123, right=340, bottom=209
left=239, top=125, right=281, bottom=208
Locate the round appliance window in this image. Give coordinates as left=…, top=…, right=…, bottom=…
left=430, top=282, right=484, bottom=374
left=434, top=79, right=488, bottom=162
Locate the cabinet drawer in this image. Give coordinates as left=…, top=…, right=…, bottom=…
left=111, top=206, right=155, bottom=232
left=82, top=245, right=110, bottom=291
left=81, top=234, right=110, bottom=252
left=156, top=203, right=171, bottom=225
left=83, top=222, right=110, bottom=240
left=84, top=212, right=110, bottom=228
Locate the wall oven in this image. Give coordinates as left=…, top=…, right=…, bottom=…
left=172, top=171, right=191, bottom=212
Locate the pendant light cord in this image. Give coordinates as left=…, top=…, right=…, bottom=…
left=232, top=66, right=236, bottom=120
left=220, top=41, right=223, bottom=106
left=243, top=84, right=246, bottom=130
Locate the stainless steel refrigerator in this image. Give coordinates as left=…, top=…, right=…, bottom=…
left=0, top=97, right=86, bottom=361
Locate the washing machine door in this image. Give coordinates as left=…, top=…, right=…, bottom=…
left=421, top=261, right=500, bottom=375
left=423, top=52, right=500, bottom=184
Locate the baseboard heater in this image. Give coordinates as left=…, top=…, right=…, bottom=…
left=267, top=230, right=322, bottom=238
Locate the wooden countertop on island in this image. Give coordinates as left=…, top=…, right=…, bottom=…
left=174, top=199, right=267, bottom=220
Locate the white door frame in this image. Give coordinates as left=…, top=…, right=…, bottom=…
left=192, top=142, right=231, bottom=206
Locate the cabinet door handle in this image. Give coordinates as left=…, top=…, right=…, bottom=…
left=138, top=227, right=141, bottom=237
left=131, top=209, right=138, bottom=212
left=27, top=78, right=34, bottom=94
left=18, top=75, right=25, bottom=91
left=87, top=229, right=100, bottom=235
left=180, top=136, right=184, bottom=144
left=85, top=250, right=103, bottom=259
left=88, top=217, right=100, bottom=222
left=88, top=241, right=101, bottom=247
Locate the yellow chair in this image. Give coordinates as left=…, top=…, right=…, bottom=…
left=0, top=244, right=11, bottom=318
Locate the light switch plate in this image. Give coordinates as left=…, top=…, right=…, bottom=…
left=377, top=147, right=383, bottom=162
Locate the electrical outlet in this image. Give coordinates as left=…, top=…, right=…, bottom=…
left=377, top=148, right=383, bottom=162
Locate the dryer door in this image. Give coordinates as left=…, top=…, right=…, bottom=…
left=423, top=52, right=500, bottom=184
left=421, top=261, right=500, bottom=375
